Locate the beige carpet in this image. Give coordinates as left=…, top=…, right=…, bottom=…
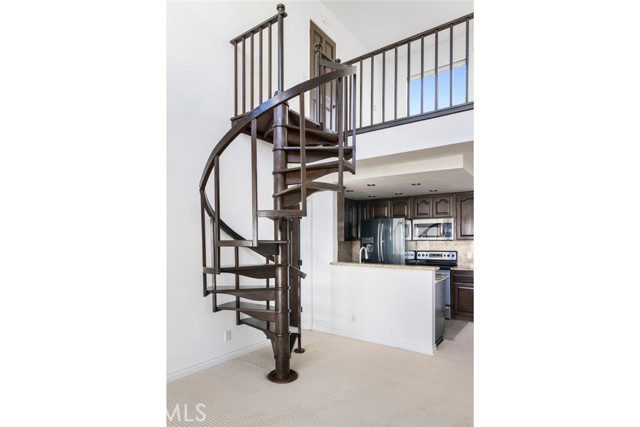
left=167, top=323, right=473, bottom=427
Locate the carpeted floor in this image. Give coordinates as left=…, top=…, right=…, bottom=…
left=167, top=323, right=473, bottom=427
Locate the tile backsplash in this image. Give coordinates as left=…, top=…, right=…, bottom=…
left=343, top=239, right=474, bottom=267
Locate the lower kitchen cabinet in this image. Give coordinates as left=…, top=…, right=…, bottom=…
left=452, top=269, right=474, bottom=321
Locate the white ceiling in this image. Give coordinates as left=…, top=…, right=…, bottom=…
left=321, top=0, right=474, bottom=53
left=318, top=1, right=475, bottom=199
left=342, top=141, right=474, bottom=199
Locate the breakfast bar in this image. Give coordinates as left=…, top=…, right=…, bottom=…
left=312, top=262, right=443, bottom=355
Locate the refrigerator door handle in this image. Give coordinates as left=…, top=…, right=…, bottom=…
left=379, top=223, right=384, bottom=263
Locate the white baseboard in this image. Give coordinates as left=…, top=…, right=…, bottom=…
left=167, top=340, right=271, bottom=383
left=313, top=324, right=436, bottom=356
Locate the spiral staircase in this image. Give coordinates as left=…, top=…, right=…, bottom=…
left=198, top=4, right=357, bottom=383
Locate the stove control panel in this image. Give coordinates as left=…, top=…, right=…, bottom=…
left=416, top=251, right=457, bottom=261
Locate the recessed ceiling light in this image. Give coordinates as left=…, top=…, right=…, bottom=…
left=429, top=189, right=438, bottom=192
left=366, top=183, right=376, bottom=187
left=395, top=192, right=403, bottom=195
left=368, top=195, right=376, bottom=198
left=411, top=183, right=421, bottom=186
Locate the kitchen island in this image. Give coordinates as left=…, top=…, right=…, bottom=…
left=314, top=262, right=443, bottom=355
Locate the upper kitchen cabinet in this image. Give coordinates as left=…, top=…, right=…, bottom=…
left=344, top=198, right=359, bottom=241
left=390, top=198, right=411, bottom=218
left=411, top=194, right=454, bottom=219
left=455, top=192, right=474, bottom=240
left=368, top=199, right=391, bottom=219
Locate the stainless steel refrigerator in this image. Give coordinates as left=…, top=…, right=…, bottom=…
left=360, top=218, right=406, bottom=265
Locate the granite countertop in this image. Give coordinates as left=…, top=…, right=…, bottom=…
left=330, top=262, right=440, bottom=271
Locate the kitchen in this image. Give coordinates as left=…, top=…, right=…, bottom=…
left=317, top=151, right=474, bottom=355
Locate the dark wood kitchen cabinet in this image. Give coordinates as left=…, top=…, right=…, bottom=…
left=368, top=199, right=390, bottom=219
left=452, top=269, right=474, bottom=321
left=390, top=198, right=411, bottom=218
left=455, top=192, right=474, bottom=240
left=411, top=194, right=454, bottom=219
left=344, top=198, right=359, bottom=241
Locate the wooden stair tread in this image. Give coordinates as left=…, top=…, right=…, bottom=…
left=265, top=124, right=339, bottom=146
left=275, top=160, right=353, bottom=174
left=216, top=264, right=279, bottom=279
left=211, top=286, right=276, bottom=301
left=257, top=209, right=306, bottom=218
left=218, top=302, right=278, bottom=322
left=273, top=182, right=344, bottom=198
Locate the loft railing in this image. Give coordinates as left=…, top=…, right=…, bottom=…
left=344, top=13, right=474, bottom=134
left=231, top=4, right=287, bottom=118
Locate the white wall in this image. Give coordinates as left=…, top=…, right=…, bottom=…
left=167, top=1, right=367, bottom=380
left=316, top=264, right=438, bottom=355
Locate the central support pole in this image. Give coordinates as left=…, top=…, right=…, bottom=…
left=269, top=101, right=297, bottom=384
left=268, top=2, right=297, bottom=384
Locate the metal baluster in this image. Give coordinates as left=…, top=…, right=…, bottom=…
left=407, top=41, right=410, bottom=116
left=359, top=59, right=363, bottom=128
left=435, top=30, right=439, bottom=110
left=449, top=25, right=453, bottom=107
left=420, top=36, right=424, bottom=114
left=234, top=247, right=240, bottom=324
left=337, top=76, right=344, bottom=188
left=233, top=41, right=238, bottom=116
left=242, top=37, right=246, bottom=113
left=251, top=119, right=258, bottom=246
left=200, top=194, right=208, bottom=297
left=465, top=18, right=470, bottom=103
left=299, top=93, right=307, bottom=215
left=259, top=28, right=263, bottom=104
left=213, top=155, right=220, bottom=272
left=382, top=50, right=386, bottom=122
left=394, top=45, right=398, bottom=120
left=351, top=73, right=357, bottom=168
left=268, top=23, right=272, bottom=98
left=370, top=56, right=374, bottom=126
left=251, top=32, right=254, bottom=109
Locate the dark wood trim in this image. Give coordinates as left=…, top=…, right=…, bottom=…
left=351, top=102, right=473, bottom=135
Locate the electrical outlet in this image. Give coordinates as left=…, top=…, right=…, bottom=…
left=224, top=330, right=231, bottom=341
left=467, top=251, right=473, bottom=259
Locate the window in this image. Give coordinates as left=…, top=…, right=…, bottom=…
left=408, top=62, right=467, bottom=115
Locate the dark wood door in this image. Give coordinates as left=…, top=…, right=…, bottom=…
left=412, top=196, right=433, bottom=219
left=432, top=195, right=454, bottom=217
left=370, top=200, right=390, bottom=219
left=390, top=198, right=411, bottom=218
left=452, top=270, right=474, bottom=321
left=456, top=192, right=474, bottom=240
left=310, top=21, right=336, bottom=125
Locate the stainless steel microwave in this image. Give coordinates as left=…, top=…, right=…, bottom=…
left=412, top=218, right=454, bottom=241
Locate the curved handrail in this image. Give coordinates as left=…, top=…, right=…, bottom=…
left=199, top=66, right=357, bottom=191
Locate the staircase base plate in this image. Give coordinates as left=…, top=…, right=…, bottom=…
left=293, top=348, right=305, bottom=353
left=267, top=369, right=299, bottom=384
